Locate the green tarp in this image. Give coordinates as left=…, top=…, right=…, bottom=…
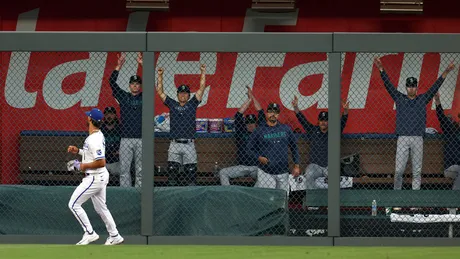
left=0, top=185, right=288, bottom=236
left=152, top=186, right=288, bottom=236
left=0, top=185, right=141, bottom=235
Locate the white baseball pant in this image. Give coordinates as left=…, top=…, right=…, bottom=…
left=394, top=136, right=423, bottom=190
left=168, top=141, right=197, bottom=164
left=68, top=171, right=119, bottom=237
left=254, top=169, right=289, bottom=195
left=219, top=165, right=258, bottom=185
left=119, top=138, right=142, bottom=188
left=444, top=165, right=460, bottom=190
left=303, top=163, right=354, bottom=189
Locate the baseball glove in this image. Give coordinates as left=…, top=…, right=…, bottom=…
left=67, top=159, right=82, bottom=173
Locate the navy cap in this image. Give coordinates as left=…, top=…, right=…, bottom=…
left=85, top=108, right=104, bottom=121
left=318, top=111, right=328, bottom=121
left=129, top=75, right=142, bottom=84
left=177, top=85, right=191, bottom=93
left=267, top=103, right=281, bottom=113
left=104, top=106, right=117, bottom=114
left=406, top=77, right=418, bottom=87
left=245, top=114, right=257, bottom=124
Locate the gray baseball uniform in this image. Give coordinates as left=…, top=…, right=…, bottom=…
left=164, top=93, right=200, bottom=186
left=380, top=70, right=445, bottom=190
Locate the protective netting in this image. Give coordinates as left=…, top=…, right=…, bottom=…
left=152, top=52, right=329, bottom=236
left=1, top=51, right=143, bottom=235
left=2, top=50, right=460, bottom=238
left=340, top=52, right=460, bottom=237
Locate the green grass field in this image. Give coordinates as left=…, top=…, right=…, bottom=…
left=0, top=245, right=459, bottom=259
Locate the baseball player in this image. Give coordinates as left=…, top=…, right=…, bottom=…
left=246, top=103, right=300, bottom=194
left=156, top=64, right=208, bottom=186
left=67, top=108, right=124, bottom=245
left=375, top=57, right=455, bottom=190
left=291, top=96, right=350, bottom=189
left=101, top=106, right=121, bottom=182
left=109, top=52, right=143, bottom=188
left=219, top=86, right=265, bottom=185
left=434, top=92, right=460, bottom=190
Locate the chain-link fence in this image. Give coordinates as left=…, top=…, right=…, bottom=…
left=0, top=51, right=142, bottom=239
left=1, top=32, right=460, bottom=244
left=151, top=52, right=329, bottom=236
left=340, top=52, right=460, bottom=238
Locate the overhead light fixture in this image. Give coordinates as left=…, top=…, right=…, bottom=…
left=380, top=0, right=423, bottom=14
left=126, top=0, right=169, bottom=11
left=251, top=0, right=296, bottom=13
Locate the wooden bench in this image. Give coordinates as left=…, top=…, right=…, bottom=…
left=18, top=131, right=452, bottom=188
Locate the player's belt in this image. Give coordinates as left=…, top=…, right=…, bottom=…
left=172, top=139, right=194, bottom=144
left=85, top=172, right=104, bottom=176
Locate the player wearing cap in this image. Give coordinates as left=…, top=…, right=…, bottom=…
left=101, top=106, right=121, bottom=182
left=219, top=86, right=265, bottom=185
left=156, top=64, right=208, bottom=186
left=246, top=103, right=300, bottom=194
left=292, top=96, right=349, bottom=189
left=109, top=53, right=143, bottom=188
left=374, top=57, right=455, bottom=190
left=67, top=108, right=124, bottom=245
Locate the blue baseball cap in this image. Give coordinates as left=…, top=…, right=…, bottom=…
left=177, top=85, right=191, bottom=94
left=85, top=108, right=104, bottom=121
left=318, top=111, right=328, bottom=121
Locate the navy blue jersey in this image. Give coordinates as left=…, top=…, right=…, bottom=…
left=247, top=122, right=299, bottom=175
left=295, top=112, right=348, bottom=167
left=109, top=70, right=143, bottom=138
left=101, top=123, right=121, bottom=164
left=234, top=109, right=265, bottom=165
left=436, top=104, right=460, bottom=169
left=164, top=95, right=201, bottom=139
left=380, top=71, right=445, bottom=136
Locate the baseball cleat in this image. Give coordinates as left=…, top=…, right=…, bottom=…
left=76, top=232, right=99, bottom=245
left=104, top=234, right=124, bottom=245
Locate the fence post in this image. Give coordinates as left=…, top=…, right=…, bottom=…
left=327, top=52, right=341, bottom=237
left=141, top=51, right=155, bottom=236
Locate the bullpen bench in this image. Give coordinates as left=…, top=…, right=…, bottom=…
left=19, top=131, right=451, bottom=188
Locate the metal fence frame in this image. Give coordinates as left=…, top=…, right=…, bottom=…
left=1, top=32, right=460, bottom=246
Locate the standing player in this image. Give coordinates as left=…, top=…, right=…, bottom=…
left=434, top=92, right=460, bottom=190
left=374, top=57, right=455, bottom=190
left=291, top=96, right=350, bottom=189
left=156, top=64, right=208, bottom=186
left=109, top=53, right=143, bottom=188
left=219, top=86, right=265, bottom=185
left=67, top=108, right=124, bottom=246
left=246, top=103, right=300, bottom=194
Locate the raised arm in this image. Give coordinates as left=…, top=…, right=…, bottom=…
left=434, top=92, right=454, bottom=134
left=136, top=52, right=143, bottom=67
left=156, top=68, right=167, bottom=103
left=109, top=53, right=129, bottom=102
left=374, top=57, right=403, bottom=101
left=248, top=86, right=262, bottom=111
left=247, top=86, right=266, bottom=125
left=341, top=100, right=349, bottom=133
left=235, top=92, right=251, bottom=135
left=423, top=63, right=455, bottom=103
left=292, top=96, right=316, bottom=133
left=195, top=64, right=207, bottom=102
left=238, top=88, right=252, bottom=114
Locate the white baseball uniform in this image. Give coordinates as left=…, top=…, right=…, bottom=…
left=68, top=130, right=120, bottom=238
